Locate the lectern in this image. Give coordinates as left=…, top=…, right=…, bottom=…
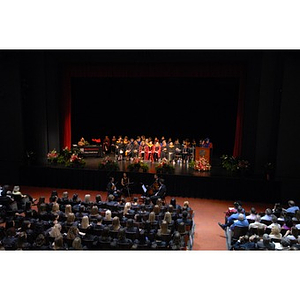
left=194, top=146, right=212, bottom=163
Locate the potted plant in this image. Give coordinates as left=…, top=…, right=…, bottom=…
left=66, top=153, right=86, bottom=168
left=127, top=157, right=149, bottom=172
left=47, top=149, right=58, bottom=164
left=220, top=154, right=238, bottom=172
left=155, top=158, right=175, bottom=174
left=98, top=156, right=120, bottom=171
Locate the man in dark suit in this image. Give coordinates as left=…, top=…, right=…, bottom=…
left=150, top=179, right=166, bottom=205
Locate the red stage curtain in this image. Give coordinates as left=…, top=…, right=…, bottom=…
left=61, top=62, right=245, bottom=156
left=61, top=70, right=71, bottom=149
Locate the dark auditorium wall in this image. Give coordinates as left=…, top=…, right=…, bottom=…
left=0, top=52, right=23, bottom=184
left=1, top=49, right=300, bottom=200
left=253, top=51, right=284, bottom=176
left=275, top=53, right=300, bottom=198
left=0, top=50, right=61, bottom=184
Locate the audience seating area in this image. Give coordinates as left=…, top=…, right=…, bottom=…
left=0, top=185, right=195, bottom=250
left=223, top=201, right=300, bottom=250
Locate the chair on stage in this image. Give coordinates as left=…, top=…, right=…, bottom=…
left=174, top=152, right=182, bottom=162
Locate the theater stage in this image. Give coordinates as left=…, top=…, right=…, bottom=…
left=20, top=155, right=281, bottom=203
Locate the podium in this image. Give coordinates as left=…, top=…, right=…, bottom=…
left=195, top=146, right=212, bottom=164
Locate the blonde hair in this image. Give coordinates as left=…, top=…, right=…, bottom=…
left=49, top=223, right=62, bottom=238
left=148, top=211, right=156, bottom=222
left=72, top=237, right=83, bottom=250
left=164, top=211, right=172, bottom=224
left=66, top=212, right=75, bottom=223
left=183, top=201, right=190, bottom=208
left=84, top=194, right=91, bottom=202
left=160, top=220, right=170, bottom=235
left=271, top=225, right=281, bottom=235
left=52, top=202, right=60, bottom=212
left=157, top=198, right=163, bottom=208
left=81, top=215, right=90, bottom=229
left=53, top=235, right=64, bottom=250
left=105, top=209, right=112, bottom=220
left=65, top=204, right=72, bottom=216
left=123, top=202, right=131, bottom=216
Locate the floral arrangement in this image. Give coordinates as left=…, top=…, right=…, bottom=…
left=98, top=156, right=120, bottom=171
left=155, top=158, right=175, bottom=174
left=237, top=159, right=250, bottom=171
left=47, top=149, right=58, bottom=164
left=220, top=154, right=238, bottom=172
left=47, top=147, right=85, bottom=167
left=65, top=153, right=86, bottom=168
left=61, top=146, right=72, bottom=159
left=127, top=157, right=149, bottom=172
left=220, top=154, right=250, bottom=174
left=190, top=157, right=211, bottom=171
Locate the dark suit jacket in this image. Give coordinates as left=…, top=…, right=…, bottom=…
left=156, top=184, right=166, bottom=197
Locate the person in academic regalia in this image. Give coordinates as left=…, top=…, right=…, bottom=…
left=153, top=141, right=161, bottom=162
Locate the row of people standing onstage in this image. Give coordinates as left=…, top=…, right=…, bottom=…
left=96, top=135, right=212, bottom=162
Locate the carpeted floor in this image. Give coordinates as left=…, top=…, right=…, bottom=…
left=20, top=185, right=274, bottom=250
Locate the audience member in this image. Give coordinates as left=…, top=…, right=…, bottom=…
left=246, top=207, right=257, bottom=221
left=218, top=205, right=244, bottom=230
left=248, top=214, right=267, bottom=232
left=169, top=231, right=186, bottom=250
left=284, top=200, right=299, bottom=215
left=230, top=213, right=249, bottom=231
left=283, top=226, right=298, bottom=243
left=70, top=237, right=85, bottom=250
left=269, top=225, right=282, bottom=241
left=267, top=214, right=282, bottom=230
left=261, top=208, right=273, bottom=222
left=257, top=233, right=275, bottom=250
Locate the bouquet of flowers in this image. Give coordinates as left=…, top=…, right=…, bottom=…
left=155, top=158, right=175, bottom=174
left=127, top=157, right=149, bottom=172
left=98, top=156, right=120, bottom=171
left=66, top=153, right=85, bottom=167
left=47, top=149, right=58, bottom=164
left=220, top=154, right=238, bottom=172
left=56, top=146, right=72, bottom=165
left=220, top=154, right=250, bottom=174
left=237, top=159, right=250, bottom=171
left=192, top=157, right=211, bottom=172
left=47, top=147, right=85, bottom=167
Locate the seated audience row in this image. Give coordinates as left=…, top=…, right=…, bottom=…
left=218, top=200, right=300, bottom=250
left=0, top=186, right=194, bottom=251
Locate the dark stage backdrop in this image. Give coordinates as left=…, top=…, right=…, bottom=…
left=71, top=77, right=239, bottom=155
